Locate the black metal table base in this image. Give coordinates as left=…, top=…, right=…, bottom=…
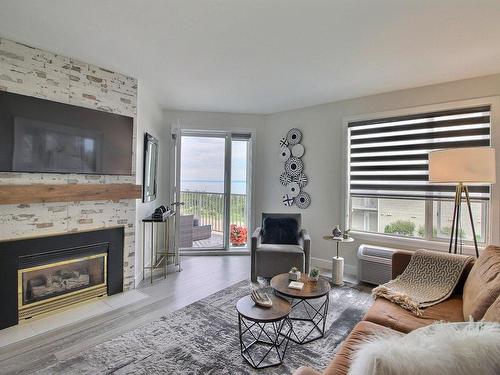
left=238, top=314, right=293, bottom=369
left=279, top=293, right=329, bottom=345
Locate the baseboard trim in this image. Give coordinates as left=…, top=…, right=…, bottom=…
left=311, top=256, right=357, bottom=277
left=180, top=250, right=250, bottom=256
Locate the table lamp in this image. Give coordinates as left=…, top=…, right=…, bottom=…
left=428, top=147, right=496, bottom=257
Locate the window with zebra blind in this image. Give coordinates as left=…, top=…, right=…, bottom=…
left=347, top=104, right=491, bottom=243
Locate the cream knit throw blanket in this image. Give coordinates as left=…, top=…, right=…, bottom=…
left=372, top=249, right=473, bottom=316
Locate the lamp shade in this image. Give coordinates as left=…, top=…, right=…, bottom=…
left=428, top=147, right=496, bottom=184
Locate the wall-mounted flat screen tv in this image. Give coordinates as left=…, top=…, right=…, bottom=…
left=0, top=91, right=134, bottom=175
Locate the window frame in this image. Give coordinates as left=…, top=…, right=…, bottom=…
left=349, top=196, right=489, bottom=245
left=342, top=97, right=500, bottom=254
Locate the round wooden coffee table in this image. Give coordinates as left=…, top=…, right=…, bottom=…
left=270, top=273, right=331, bottom=344
left=236, top=293, right=293, bottom=369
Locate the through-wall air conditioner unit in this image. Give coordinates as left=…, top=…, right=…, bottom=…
left=357, top=244, right=396, bottom=285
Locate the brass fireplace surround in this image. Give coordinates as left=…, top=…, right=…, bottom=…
left=18, top=253, right=108, bottom=320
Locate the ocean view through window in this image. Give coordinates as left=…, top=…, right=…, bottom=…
left=181, top=180, right=247, bottom=195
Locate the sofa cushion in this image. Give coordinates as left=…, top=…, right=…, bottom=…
left=482, top=295, right=500, bottom=323
left=363, top=295, right=464, bottom=333
left=323, top=321, right=401, bottom=375
left=261, top=217, right=299, bottom=245
left=462, top=245, right=500, bottom=321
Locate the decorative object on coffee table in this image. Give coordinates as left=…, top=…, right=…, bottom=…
left=271, top=273, right=331, bottom=344
left=289, top=267, right=301, bottom=281
left=309, top=267, right=320, bottom=281
left=428, top=147, right=496, bottom=257
left=323, top=235, right=354, bottom=286
left=236, top=294, right=293, bottom=369
left=251, top=290, right=273, bottom=307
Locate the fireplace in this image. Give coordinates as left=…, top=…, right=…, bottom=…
left=18, top=251, right=107, bottom=320
left=0, top=227, right=124, bottom=329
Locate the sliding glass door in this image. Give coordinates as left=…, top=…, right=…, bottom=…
left=174, top=130, right=252, bottom=251
left=230, top=137, right=251, bottom=248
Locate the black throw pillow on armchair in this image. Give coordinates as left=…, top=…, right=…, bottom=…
left=261, top=217, right=300, bottom=245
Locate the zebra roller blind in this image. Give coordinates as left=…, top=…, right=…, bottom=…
left=348, top=105, right=491, bottom=200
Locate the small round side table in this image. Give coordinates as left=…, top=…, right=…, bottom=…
left=322, top=236, right=355, bottom=285
left=236, top=294, right=293, bottom=369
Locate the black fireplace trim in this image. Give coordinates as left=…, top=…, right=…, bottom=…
left=0, top=227, right=124, bottom=329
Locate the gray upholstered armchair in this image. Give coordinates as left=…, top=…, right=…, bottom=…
left=251, top=213, right=311, bottom=282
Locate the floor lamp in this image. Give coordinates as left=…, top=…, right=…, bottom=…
left=428, top=147, right=496, bottom=257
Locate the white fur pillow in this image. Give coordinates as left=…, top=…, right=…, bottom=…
left=348, top=322, right=500, bottom=375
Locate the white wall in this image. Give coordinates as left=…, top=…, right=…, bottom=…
left=260, top=73, right=500, bottom=273
left=135, top=82, right=170, bottom=285
left=159, top=74, right=500, bottom=277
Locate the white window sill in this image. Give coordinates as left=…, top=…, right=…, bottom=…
left=350, top=230, right=485, bottom=256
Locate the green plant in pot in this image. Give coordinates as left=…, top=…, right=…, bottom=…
left=309, top=267, right=320, bottom=281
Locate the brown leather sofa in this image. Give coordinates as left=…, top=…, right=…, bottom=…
left=293, top=245, right=500, bottom=375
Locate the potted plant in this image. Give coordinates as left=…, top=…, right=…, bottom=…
left=230, top=225, right=248, bottom=246
left=309, top=267, right=320, bottom=281
left=289, top=266, right=301, bottom=281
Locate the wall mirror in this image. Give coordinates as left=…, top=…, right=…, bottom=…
left=143, top=133, right=159, bottom=203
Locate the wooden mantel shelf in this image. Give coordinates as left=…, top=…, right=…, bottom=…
left=0, top=184, right=142, bottom=205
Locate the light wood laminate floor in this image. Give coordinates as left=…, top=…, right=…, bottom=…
left=0, top=255, right=250, bottom=375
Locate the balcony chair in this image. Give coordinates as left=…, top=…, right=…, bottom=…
left=179, top=215, right=212, bottom=248
left=251, top=213, right=310, bottom=282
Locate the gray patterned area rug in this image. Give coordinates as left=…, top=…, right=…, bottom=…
left=38, top=280, right=372, bottom=375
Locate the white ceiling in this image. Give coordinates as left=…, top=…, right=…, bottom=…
left=1, top=1, right=500, bottom=114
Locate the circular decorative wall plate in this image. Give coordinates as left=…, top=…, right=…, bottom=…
left=287, top=182, right=300, bottom=197
left=280, top=172, right=292, bottom=186
left=286, top=128, right=302, bottom=145
left=285, top=157, right=303, bottom=176
left=279, top=137, right=289, bottom=147
left=282, top=194, right=294, bottom=207
left=279, top=146, right=291, bottom=162
left=291, top=143, right=304, bottom=157
left=293, top=173, right=308, bottom=188
left=295, top=191, right=311, bottom=209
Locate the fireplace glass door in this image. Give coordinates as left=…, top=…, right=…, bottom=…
left=18, top=253, right=107, bottom=319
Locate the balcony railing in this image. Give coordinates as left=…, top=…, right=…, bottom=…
left=180, top=191, right=247, bottom=233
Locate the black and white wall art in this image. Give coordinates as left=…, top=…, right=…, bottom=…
left=279, top=128, right=310, bottom=209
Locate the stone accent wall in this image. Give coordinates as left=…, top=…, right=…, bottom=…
left=0, top=37, right=138, bottom=290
